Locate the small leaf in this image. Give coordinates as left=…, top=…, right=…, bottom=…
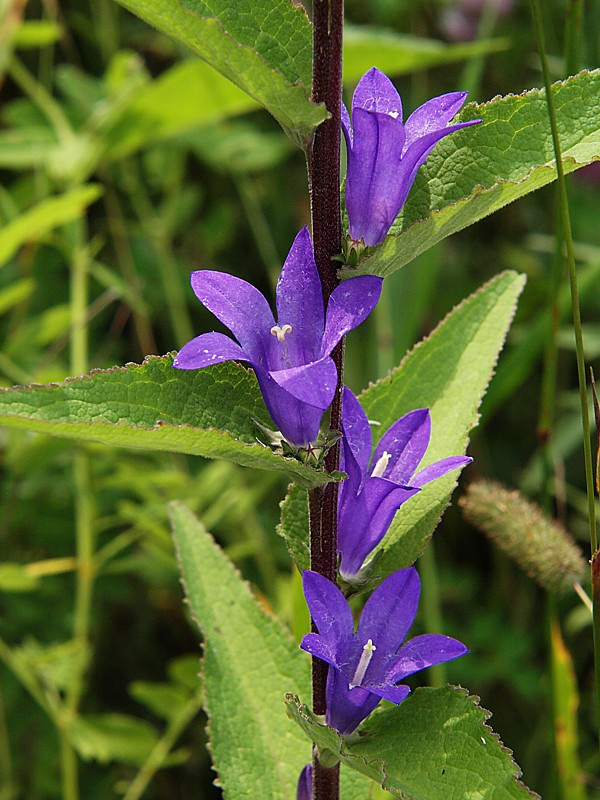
left=281, top=272, right=525, bottom=574
left=0, top=356, right=336, bottom=489
left=343, top=25, right=509, bottom=84
left=286, top=687, right=539, bottom=799
left=0, top=185, right=102, bottom=268
left=113, top=0, right=327, bottom=146
left=349, top=70, right=600, bottom=278
left=129, top=681, right=191, bottom=722
left=103, top=60, right=259, bottom=161
left=68, top=713, right=159, bottom=765
left=170, top=501, right=311, bottom=799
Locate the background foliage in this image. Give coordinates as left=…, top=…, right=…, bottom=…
left=1, top=0, right=599, bottom=798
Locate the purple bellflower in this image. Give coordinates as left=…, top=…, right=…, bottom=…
left=173, top=227, right=382, bottom=447
left=301, top=567, right=468, bottom=736
left=342, top=67, right=481, bottom=247
left=296, top=764, right=312, bottom=800
left=338, top=387, right=471, bottom=582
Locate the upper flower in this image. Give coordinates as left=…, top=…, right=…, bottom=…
left=338, top=387, right=471, bottom=581
left=301, top=567, right=468, bottom=735
left=173, top=227, right=382, bottom=447
left=342, top=67, right=481, bottom=247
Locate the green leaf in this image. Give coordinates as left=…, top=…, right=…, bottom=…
left=350, top=69, right=600, bottom=278
left=68, top=713, right=159, bottom=765
left=103, top=59, right=259, bottom=161
left=0, top=356, right=336, bottom=489
left=129, top=681, right=191, bottom=722
left=0, top=185, right=102, bottom=268
left=280, top=271, right=525, bottom=573
left=169, top=501, right=311, bottom=800
left=113, top=0, right=327, bottom=146
left=343, top=26, right=509, bottom=84
left=286, top=687, right=538, bottom=799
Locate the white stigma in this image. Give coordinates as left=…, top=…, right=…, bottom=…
left=371, top=450, right=391, bottom=478
left=349, top=639, right=377, bottom=689
left=270, top=324, right=293, bottom=343
left=388, top=110, right=400, bottom=119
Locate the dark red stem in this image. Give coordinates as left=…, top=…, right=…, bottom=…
left=306, top=1, right=344, bottom=798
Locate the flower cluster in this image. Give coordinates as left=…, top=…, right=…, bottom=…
left=174, top=68, right=476, bottom=758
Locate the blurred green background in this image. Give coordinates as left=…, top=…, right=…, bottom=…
left=1, top=0, right=599, bottom=797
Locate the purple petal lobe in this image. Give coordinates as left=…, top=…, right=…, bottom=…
left=269, top=356, right=337, bottom=410
left=345, top=108, right=406, bottom=245
left=386, top=634, right=468, bottom=683
left=341, top=101, right=353, bottom=149
left=321, top=276, right=382, bottom=356
left=353, top=67, right=402, bottom=118
left=357, top=568, right=420, bottom=653
left=403, top=91, right=468, bottom=149
left=302, top=571, right=353, bottom=649
left=300, top=633, right=338, bottom=667
left=325, top=667, right=381, bottom=736
left=373, top=408, right=431, bottom=483
left=297, top=765, right=312, bottom=800
left=341, top=387, right=372, bottom=476
left=412, top=455, right=472, bottom=487
left=365, top=683, right=411, bottom=705
left=173, top=332, right=249, bottom=370
left=254, top=372, right=323, bottom=446
left=275, top=227, right=324, bottom=364
left=190, top=271, right=275, bottom=364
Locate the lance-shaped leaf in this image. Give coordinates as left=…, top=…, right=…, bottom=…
left=113, top=0, right=327, bottom=147
left=286, top=687, right=539, bottom=798
left=346, top=69, right=600, bottom=278
left=279, top=271, right=525, bottom=572
left=169, top=502, right=371, bottom=800
left=0, top=356, right=339, bottom=490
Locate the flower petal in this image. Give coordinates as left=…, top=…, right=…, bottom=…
left=275, top=227, right=324, bottom=364
left=386, top=634, right=468, bottom=683
left=352, top=67, right=402, bottom=118
left=321, top=276, right=382, bottom=356
left=357, top=567, right=420, bottom=654
left=190, top=270, right=275, bottom=365
left=373, top=409, right=431, bottom=483
left=302, top=571, right=354, bottom=649
left=269, top=356, right=337, bottom=410
left=401, top=118, right=482, bottom=185
left=345, top=108, right=405, bottom=245
left=403, top=91, right=469, bottom=149
left=255, top=372, right=324, bottom=446
left=300, top=633, right=339, bottom=667
left=412, top=455, right=472, bottom=487
left=341, top=387, right=372, bottom=476
left=325, top=667, right=381, bottom=736
left=341, top=101, right=353, bottom=149
left=363, top=682, right=411, bottom=706
left=338, top=480, right=419, bottom=581
left=296, top=765, right=312, bottom=800
left=173, top=332, right=249, bottom=370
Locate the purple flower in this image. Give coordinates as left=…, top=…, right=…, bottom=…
left=173, top=227, right=382, bottom=447
left=296, top=764, right=312, bottom=800
left=301, top=567, right=468, bottom=736
left=338, top=387, right=471, bottom=581
left=342, top=67, right=481, bottom=247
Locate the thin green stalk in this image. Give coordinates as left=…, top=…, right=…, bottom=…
left=530, top=0, right=600, bottom=741
left=59, top=726, right=79, bottom=800
left=234, top=174, right=281, bottom=286
left=122, top=695, right=202, bottom=800
left=0, top=679, right=14, bottom=800
left=564, top=0, right=584, bottom=76
left=459, top=0, right=503, bottom=100
left=8, top=55, right=74, bottom=144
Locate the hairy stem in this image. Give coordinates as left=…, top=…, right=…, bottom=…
left=307, top=1, right=344, bottom=797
